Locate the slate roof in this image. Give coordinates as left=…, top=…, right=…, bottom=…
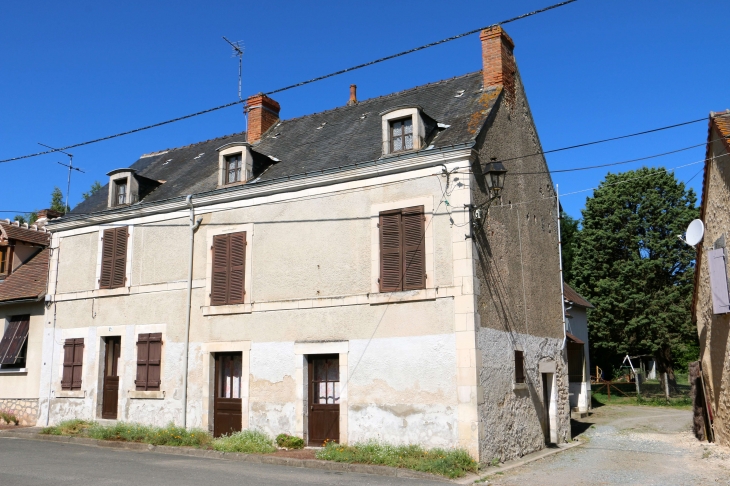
left=72, top=71, right=495, bottom=216
left=0, top=222, right=51, bottom=246
left=564, top=283, right=593, bottom=309
left=0, top=249, right=49, bottom=303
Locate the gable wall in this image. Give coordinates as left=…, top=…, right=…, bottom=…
left=694, top=127, right=730, bottom=446
left=471, top=70, right=570, bottom=461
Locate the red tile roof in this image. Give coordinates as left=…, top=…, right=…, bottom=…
left=0, top=222, right=51, bottom=246
left=0, top=249, right=49, bottom=303
left=564, top=283, right=593, bottom=308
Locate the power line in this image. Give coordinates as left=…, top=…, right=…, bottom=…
left=0, top=1, right=577, bottom=165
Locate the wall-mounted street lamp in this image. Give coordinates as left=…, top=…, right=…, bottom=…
left=464, top=158, right=508, bottom=239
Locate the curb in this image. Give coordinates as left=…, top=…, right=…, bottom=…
left=456, top=441, right=584, bottom=485
left=0, top=430, right=448, bottom=482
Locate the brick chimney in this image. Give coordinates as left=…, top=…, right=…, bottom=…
left=347, top=84, right=357, bottom=106
left=246, top=93, right=281, bottom=143
left=480, top=26, right=516, bottom=106
left=35, top=209, right=63, bottom=229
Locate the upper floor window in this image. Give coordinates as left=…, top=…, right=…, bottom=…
left=211, top=231, right=247, bottom=305
left=0, top=315, right=30, bottom=369
left=390, top=118, right=413, bottom=153
left=0, top=247, right=7, bottom=277
left=99, top=227, right=128, bottom=289
left=378, top=206, right=425, bottom=292
left=114, top=180, right=127, bottom=206
left=226, top=153, right=243, bottom=185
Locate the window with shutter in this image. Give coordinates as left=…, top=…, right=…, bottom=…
left=707, top=248, right=730, bottom=314
left=0, top=315, right=30, bottom=367
left=379, top=206, right=425, bottom=292
left=210, top=232, right=247, bottom=306
left=99, top=227, right=128, bottom=289
left=136, top=333, right=162, bottom=391
left=61, top=338, right=84, bottom=390
left=515, top=350, right=525, bottom=384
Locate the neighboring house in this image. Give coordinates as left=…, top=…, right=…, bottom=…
left=40, top=26, right=570, bottom=461
left=563, top=283, right=593, bottom=415
left=0, top=216, right=53, bottom=425
left=692, top=109, right=730, bottom=446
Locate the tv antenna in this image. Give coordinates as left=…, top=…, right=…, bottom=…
left=222, top=36, right=244, bottom=101
left=38, top=142, right=85, bottom=212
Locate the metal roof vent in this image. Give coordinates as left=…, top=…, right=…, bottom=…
left=316, top=122, right=327, bottom=130
left=455, top=90, right=465, bottom=98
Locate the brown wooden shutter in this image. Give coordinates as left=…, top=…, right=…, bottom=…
left=228, top=232, right=246, bottom=305
left=135, top=333, right=149, bottom=391
left=402, top=206, right=425, bottom=290
left=99, top=229, right=116, bottom=289
left=147, top=333, right=162, bottom=391
left=0, top=315, right=30, bottom=365
left=111, top=226, right=128, bottom=288
left=379, top=211, right=402, bottom=292
left=62, top=338, right=84, bottom=390
left=211, top=234, right=229, bottom=306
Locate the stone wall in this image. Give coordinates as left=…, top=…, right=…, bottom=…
left=0, top=398, right=38, bottom=426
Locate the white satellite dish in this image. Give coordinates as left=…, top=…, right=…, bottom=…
left=685, top=219, right=705, bottom=246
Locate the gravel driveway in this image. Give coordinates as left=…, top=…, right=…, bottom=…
left=484, top=405, right=729, bottom=485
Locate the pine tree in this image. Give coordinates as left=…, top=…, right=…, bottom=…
left=572, top=168, right=698, bottom=388
left=50, top=187, right=68, bottom=213
left=82, top=181, right=102, bottom=200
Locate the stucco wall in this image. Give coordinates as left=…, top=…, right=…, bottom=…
left=0, top=303, right=45, bottom=401
left=567, top=306, right=591, bottom=412
left=694, top=129, right=730, bottom=446
left=471, top=70, right=570, bottom=460
left=56, top=231, right=98, bottom=293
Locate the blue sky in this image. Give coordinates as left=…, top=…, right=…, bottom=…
left=1, top=1, right=728, bottom=219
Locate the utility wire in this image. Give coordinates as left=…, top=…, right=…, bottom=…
left=0, top=1, right=578, bottom=165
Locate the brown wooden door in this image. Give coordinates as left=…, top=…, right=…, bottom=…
left=214, top=353, right=243, bottom=437
left=308, top=355, right=340, bottom=446
left=102, top=337, right=121, bottom=419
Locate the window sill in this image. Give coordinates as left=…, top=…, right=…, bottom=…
left=201, top=304, right=252, bottom=316
left=369, top=288, right=437, bottom=305
left=55, top=390, right=86, bottom=398
left=513, top=383, right=528, bottom=392
left=129, top=390, right=165, bottom=400
left=0, top=368, right=27, bottom=375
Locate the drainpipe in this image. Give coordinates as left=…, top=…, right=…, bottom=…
left=45, top=236, right=60, bottom=426
left=182, top=195, right=203, bottom=428
left=556, top=184, right=568, bottom=349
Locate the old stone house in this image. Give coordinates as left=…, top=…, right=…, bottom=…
left=692, top=110, right=730, bottom=446
left=0, top=216, right=54, bottom=425
left=39, top=26, right=571, bottom=461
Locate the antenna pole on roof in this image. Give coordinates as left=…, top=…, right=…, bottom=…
left=38, top=143, right=85, bottom=213
left=222, top=36, right=244, bottom=101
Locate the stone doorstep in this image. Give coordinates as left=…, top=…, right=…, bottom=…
left=454, top=441, right=585, bottom=485
left=0, top=430, right=448, bottom=483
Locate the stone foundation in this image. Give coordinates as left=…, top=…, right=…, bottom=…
left=0, top=398, right=39, bottom=426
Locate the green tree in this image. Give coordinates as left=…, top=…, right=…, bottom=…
left=82, top=181, right=102, bottom=200
left=560, top=209, right=580, bottom=285
left=50, top=187, right=68, bottom=213
left=572, top=168, right=698, bottom=389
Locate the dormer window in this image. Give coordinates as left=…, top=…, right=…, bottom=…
left=380, top=106, right=436, bottom=156
left=226, top=153, right=243, bottom=185
left=114, top=180, right=128, bottom=206
left=0, top=247, right=7, bottom=277
left=390, top=118, right=414, bottom=153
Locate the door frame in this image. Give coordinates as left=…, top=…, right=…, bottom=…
left=101, top=336, right=121, bottom=419
left=201, top=341, right=251, bottom=434
left=294, top=341, right=348, bottom=445
left=307, top=354, right=341, bottom=446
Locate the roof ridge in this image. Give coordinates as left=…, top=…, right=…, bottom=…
left=275, top=71, right=482, bottom=126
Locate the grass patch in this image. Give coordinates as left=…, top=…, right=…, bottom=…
left=0, top=411, right=20, bottom=425
left=212, top=430, right=276, bottom=454
left=276, top=433, right=304, bottom=449
left=40, top=420, right=211, bottom=447
left=315, top=441, right=477, bottom=479
left=592, top=392, right=691, bottom=409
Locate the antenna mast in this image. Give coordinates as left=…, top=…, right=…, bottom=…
left=222, top=36, right=244, bottom=101
left=38, top=143, right=85, bottom=212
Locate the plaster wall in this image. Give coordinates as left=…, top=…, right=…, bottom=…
left=566, top=306, right=591, bottom=412
left=55, top=231, right=98, bottom=293
left=471, top=69, right=570, bottom=460
left=0, top=303, right=45, bottom=401
left=694, top=129, right=730, bottom=446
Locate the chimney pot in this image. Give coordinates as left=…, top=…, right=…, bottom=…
left=348, top=84, right=358, bottom=106
left=246, top=93, right=281, bottom=143
left=480, top=26, right=516, bottom=106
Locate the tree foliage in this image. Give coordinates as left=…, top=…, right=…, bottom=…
left=50, top=187, right=69, bottom=213
left=82, top=181, right=102, bottom=201
left=560, top=209, right=580, bottom=285
left=572, top=168, right=699, bottom=385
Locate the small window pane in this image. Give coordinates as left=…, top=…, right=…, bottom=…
left=232, top=355, right=242, bottom=398
left=392, top=137, right=403, bottom=152
left=314, top=359, right=326, bottom=381
left=333, top=382, right=340, bottom=404
left=404, top=133, right=413, bottom=150
left=403, top=119, right=413, bottom=134
left=318, top=382, right=327, bottom=404
left=326, top=360, right=338, bottom=381
left=326, top=382, right=334, bottom=404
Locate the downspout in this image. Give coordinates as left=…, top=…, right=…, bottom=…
left=556, top=184, right=568, bottom=349
left=45, top=236, right=60, bottom=426
left=182, top=195, right=202, bottom=428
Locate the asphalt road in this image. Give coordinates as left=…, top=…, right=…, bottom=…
left=0, top=438, right=446, bottom=486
